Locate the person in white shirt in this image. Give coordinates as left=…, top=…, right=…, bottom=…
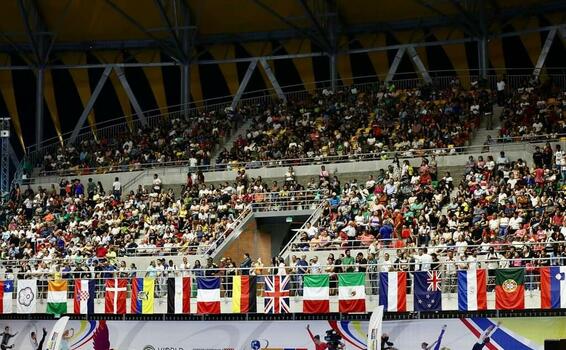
left=379, top=253, right=393, bottom=272
left=419, top=248, right=433, bottom=271
left=310, top=256, right=322, bottom=274
left=466, top=251, right=478, bottom=270
left=112, top=177, right=121, bottom=199
left=496, top=78, right=506, bottom=105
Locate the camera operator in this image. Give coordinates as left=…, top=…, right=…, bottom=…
left=306, top=325, right=345, bottom=350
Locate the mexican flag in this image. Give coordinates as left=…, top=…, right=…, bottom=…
left=495, top=268, right=525, bottom=310
left=303, top=274, right=329, bottom=313
left=338, top=273, right=366, bottom=312
left=47, top=280, right=68, bottom=315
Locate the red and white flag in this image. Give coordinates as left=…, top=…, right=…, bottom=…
left=74, top=279, right=95, bottom=314
left=196, top=277, right=220, bottom=314
left=167, top=277, right=191, bottom=314
left=105, top=278, right=127, bottom=314
left=379, top=272, right=407, bottom=312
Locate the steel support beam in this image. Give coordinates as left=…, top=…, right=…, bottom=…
left=8, top=142, right=19, bottom=168
left=533, top=29, right=557, bottom=78
left=385, top=47, right=406, bottom=82
left=69, top=66, right=113, bottom=144
left=560, top=27, right=566, bottom=41
left=231, top=60, right=258, bottom=110
left=35, top=67, right=44, bottom=146
left=330, top=54, right=337, bottom=90
left=478, top=37, right=488, bottom=79
left=259, top=58, right=286, bottom=102
left=407, top=46, right=432, bottom=84
left=114, top=66, right=147, bottom=126
left=181, top=63, right=190, bottom=113
left=0, top=118, right=10, bottom=196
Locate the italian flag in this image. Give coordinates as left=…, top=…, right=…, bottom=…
left=495, top=268, right=525, bottom=310
left=47, top=280, right=68, bottom=315
left=303, top=274, right=329, bottom=313
left=338, top=273, right=366, bottom=313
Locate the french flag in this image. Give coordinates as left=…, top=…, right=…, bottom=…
left=458, top=269, right=487, bottom=311
left=197, top=277, right=221, bottom=314
left=74, top=279, right=95, bottom=314
left=541, top=266, right=566, bottom=309
left=379, top=272, right=406, bottom=312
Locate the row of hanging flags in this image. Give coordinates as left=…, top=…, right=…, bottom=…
left=0, top=267, right=564, bottom=315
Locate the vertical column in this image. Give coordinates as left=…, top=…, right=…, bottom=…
left=0, top=118, right=10, bottom=195
left=385, top=47, right=406, bottom=82
left=35, top=66, right=44, bottom=147
left=478, top=38, right=488, bottom=80
left=181, top=63, right=190, bottom=115
left=330, top=54, right=337, bottom=90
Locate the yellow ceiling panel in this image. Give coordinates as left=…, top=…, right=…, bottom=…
left=190, top=64, right=203, bottom=105
left=520, top=32, right=542, bottom=69
left=337, top=38, right=352, bottom=85
left=0, top=64, right=24, bottom=150
left=208, top=45, right=239, bottom=96
left=93, top=52, right=133, bottom=129
left=60, top=53, right=97, bottom=133
left=432, top=29, right=468, bottom=81
left=282, top=39, right=315, bottom=92
left=43, top=69, right=63, bottom=143
left=357, top=34, right=389, bottom=77
left=489, top=38, right=506, bottom=75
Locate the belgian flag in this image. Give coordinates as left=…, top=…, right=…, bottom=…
left=232, top=275, right=257, bottom=313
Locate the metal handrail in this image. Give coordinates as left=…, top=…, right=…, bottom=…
left=29, top=134, right=566, bottom=181
left=15, top=70, right=566, bottom=183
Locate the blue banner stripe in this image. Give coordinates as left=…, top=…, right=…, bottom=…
left=458, top=270, right=468, bottom=311
left=379, top=272, right=388, bottom=310
left=87, top=280, right=95, bottom=314
left=135, top=278, right=143, bottom=314
left=197, top=277, right=221, bottom=289
left=550, top=267, right=562, bottom=308
left=471, top=318, right=534, bottom=350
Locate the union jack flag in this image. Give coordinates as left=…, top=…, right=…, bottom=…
left=263, top=275, right=290, bottom=313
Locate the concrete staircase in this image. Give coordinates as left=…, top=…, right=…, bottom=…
left=470, top=106, right=504, bottom=147
left=210, top=118, right=254, bottom=164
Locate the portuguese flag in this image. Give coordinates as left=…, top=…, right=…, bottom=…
left=338, top=273, right=366, bottom=312
left=303, top=274, right=330, bottom=313
left=231, top=276, right=257, bottom=313
left=495, top=268, right=525, bottom=310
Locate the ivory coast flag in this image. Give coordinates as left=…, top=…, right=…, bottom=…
left=303, top=274, right=329, bottom=313
left=47, top=280, right=68, bottom=315
left=338, top=273, right=366, bottom=312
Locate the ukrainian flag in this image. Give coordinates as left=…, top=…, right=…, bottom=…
left=131, top=278, right=155, bottom=314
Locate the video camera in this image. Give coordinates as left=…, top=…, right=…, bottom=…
left=324, top=329, right=343, bottom=350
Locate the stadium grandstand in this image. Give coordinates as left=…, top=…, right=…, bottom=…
left=0, top=0, right=566, bottom=349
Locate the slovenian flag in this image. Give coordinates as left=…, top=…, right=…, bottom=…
left=131, top=278, right=155, bottom=314
left=458, top=269, right=487, bottom=311
left=197, top=277, right=221, bottom=314
left=540, top=266, right=566, bottom=309
left=74, top=279, right=95, bottom=314
left=0, top=280, right=13, bottom=313
left=379, top=272, right=407, bottom=312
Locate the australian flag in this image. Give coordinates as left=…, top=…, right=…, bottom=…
left=414, top=271, right=442, bottom=311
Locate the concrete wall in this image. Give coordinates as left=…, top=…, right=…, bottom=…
left=29, top=141, right=547, bottom=192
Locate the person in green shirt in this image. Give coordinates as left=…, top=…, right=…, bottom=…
left=342, top=249, right=355, bottom=272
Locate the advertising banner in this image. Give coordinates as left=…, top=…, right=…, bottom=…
left=0, top=316, right=565, bottom=350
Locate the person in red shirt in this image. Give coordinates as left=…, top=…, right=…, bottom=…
left=306, top=325, right=328, bottom=350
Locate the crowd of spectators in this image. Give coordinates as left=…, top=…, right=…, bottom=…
left=282, top=142, right=566, bottom=292
left=497, top=81, right=566, bottom=142
left=217, top=83, right=489, bottom=167
left=38, top=106, right=250, bottom=175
